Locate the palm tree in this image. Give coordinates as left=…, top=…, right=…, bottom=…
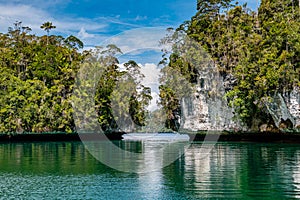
left=40, top=21, right=56, bottom=45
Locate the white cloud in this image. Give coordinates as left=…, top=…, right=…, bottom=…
left=139, top=63, right=161, bottom=111
left=0, top=0, right=71, bottom=8
left=0, top=4, right=50, bottom=33
left=0, top=3, right=114, bottom=50
left=0, top=4, right=108, bottom=36
left=140, top=63, right=160, bottom=89
left=101, top=16, right=141, bottom=28
left=102, top=27, right=168, bottom=53
left=135, top=15, right=147, bottom=21
left=148, top=92, right=160, bottom=111
left=118, top=63, right=160, bottom=91
left=0, top=3, right=164, bottom=48
left=78, top=27, right=95, bottom=39
left=54, top=18, right=107, bottom=34
left=117, top=62, right=161, bottom=111
left=0, top=3, right=172, bottom=49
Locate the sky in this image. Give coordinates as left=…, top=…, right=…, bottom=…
left=0, top=0, right=198, bottom=47
left=0, top=0, right=260, bottom=111
left=0, top=0, right=259, bottom=47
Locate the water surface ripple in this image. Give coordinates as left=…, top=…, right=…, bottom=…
left=0, top=141, right=300, bottom=199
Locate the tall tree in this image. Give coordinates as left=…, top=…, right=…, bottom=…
left=40, top=21, right=56, bottom=45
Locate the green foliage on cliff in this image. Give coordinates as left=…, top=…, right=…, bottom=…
left=160, top=0, right=300, bottom=129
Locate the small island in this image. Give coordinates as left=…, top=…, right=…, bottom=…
left=0, top=0, right=299, bottom=140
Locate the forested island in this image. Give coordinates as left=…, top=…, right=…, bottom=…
left=0, top=0, right=299, bottom=136
left=160, top=0, right=299, bottom=133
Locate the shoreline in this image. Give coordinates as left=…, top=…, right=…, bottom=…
left=187, top=132, right=300, bottom=143
left=0, top=131, right=299, bottom=143
left=0, top=131, right=300, bottom=143
left=0, top=132, right=124, bottom=142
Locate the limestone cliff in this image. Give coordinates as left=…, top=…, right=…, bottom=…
left=179, top=71, right=300, bottom=132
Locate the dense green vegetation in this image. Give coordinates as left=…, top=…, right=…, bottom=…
left=0, top=21, right=83, bottom=133
left=0, top=22, right=151, bottom=133
left=1, top=0, right=299, bottom=134
left=159, top=0, right=300, bottom=130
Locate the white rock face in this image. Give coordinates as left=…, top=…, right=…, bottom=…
left=181, top=94, right=211, bottom=131
left=288, top=89, right=300, bottom=128
left=265, top=89, right=300, bottom=130
left=180, top=93, right=241, bottom=131
left=180, top=73, right=300, bottom=131
left=179, top=68, right=243, bottom=131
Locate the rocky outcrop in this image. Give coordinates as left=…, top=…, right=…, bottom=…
left=179, top=69, right=300, bottom=132
left=179, top=65, right=244, bottom=132
left=264, top=90, right=300, bottom=131
left=180, top=91, right=242, bottom=131
left=288, top=89, right=300, bottom=129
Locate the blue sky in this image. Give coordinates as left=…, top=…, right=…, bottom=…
left=0, top=0, right=259, bottom=47
left=0, top=0, right=198, bottom=47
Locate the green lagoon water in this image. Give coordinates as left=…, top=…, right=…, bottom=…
left=1, top=141, right=300, bottom=199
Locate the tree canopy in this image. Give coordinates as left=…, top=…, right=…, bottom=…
left=0, top=22, right=152, bottom=133
left=159, top=0, right=300, bottom=130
